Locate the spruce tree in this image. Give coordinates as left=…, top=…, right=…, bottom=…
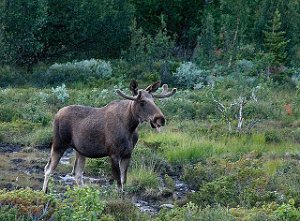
left=263, top=9, right=290, bottom=66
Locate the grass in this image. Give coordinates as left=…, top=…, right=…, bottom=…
left=0, top=84, right=300, bottom=220
left=141, top=126, right=300, bottom=165
left=127, top=165, right=160, bottom=193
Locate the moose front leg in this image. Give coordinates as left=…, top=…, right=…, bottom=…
left=119, top=155, right=131, bottom=192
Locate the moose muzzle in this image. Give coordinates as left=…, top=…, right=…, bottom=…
left=150, top=116, right=166, bottom=132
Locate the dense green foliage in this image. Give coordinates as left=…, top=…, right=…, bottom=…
left=0, top=0, right=299, bottom=72
left=0, top=0, right=300, bottom=220
left=0, top=77, right=300, bottom=219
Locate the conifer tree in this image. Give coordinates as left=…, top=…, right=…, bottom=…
left=263, top=9, right=290, bottom=66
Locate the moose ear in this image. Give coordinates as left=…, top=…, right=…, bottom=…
left=145, top=81, right=161, bottom=93
left=130, top=80, right=139, bottom=96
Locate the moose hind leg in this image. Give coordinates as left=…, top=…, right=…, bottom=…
left=73, top=151, right=86, bottom=187
left=42, top=149, right=65, bottom=193
left=110, top=155, right=121, bottom=188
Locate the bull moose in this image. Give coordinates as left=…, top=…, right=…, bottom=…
left=42, top=80, right=176, bottom=192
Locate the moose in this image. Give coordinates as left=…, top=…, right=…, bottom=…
left=42, top=80, right=176, bottom=192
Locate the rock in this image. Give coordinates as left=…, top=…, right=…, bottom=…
left=134, top=200, right=159, bottom=214
left=160, top=203, right=174, bottom=209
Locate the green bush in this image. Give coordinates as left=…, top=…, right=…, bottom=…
left=183, top=159, right=226, bottom=191
left=188, top=157, right=284, bottom=208
left=0, top=188, right=57, bottom=220
left=156, top=202, right=235, bottom=221
left=53, top=186, right=106, bottom=221
left=173, top=62, right=210, bottom=88
left=41, top=59, right=113, bottom=85
left=273, top=200, right=300, bottom=221
left=0, top=206, right=31, bottom=221
left=104, top=199, right=150, bottom=221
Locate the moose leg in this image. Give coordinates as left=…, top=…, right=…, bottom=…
left=71, top=156, right=77, bottom=175
left=110, top=155, right=121, bottom=188
left=42, top=149, right=65, bottom=193
left=119, top=155, right=131, bottom=192
left=74, top=151, right=86, bottom=187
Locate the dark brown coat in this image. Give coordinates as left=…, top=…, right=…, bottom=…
left=42, top=80, right=176, bottom=192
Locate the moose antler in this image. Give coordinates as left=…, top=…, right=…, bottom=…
left=116, top=89, right=141, bottom=100
left=153, top=84, right=177, bottom=98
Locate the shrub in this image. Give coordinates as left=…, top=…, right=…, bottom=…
left=182, top=159, right=226, bottom=191
left=173, top=62, right=210, bottom=88
left=0, top=188, right=57, bottom=220
left=53, top=186, right=106, bottom=221
left=236, top=59, right=255, bottom=74
left=0, top=206, right=31, bottom=221
left=273, top=199, right=300, bottom=220
left=160, top=95, right=196, bottom=120
left=51, top=83, right=69, bottom=103
left=188, top=156, right=285, bottom=208
left=156, top=202, right=235, bottom=221
left=104, top=199, right=150, bottom=221
left=43, top=59, right=113, bottom=85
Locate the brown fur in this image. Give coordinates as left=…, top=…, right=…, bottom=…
left=42, top=81, right=176, bottom=192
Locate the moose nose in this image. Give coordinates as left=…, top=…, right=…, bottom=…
left=153, top=116, right=166, bottom=127
left=157, top=116, right=166, bottom=127
left=150, top=115, right=166, bottom=132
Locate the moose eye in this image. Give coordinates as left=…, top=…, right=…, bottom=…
left=139, top=100, right=146, bottom=107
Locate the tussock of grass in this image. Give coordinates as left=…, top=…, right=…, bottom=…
left=127, top=166, right=160, bottom=193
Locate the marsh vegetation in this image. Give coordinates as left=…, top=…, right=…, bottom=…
left=1, top=0, right=300, bottom=220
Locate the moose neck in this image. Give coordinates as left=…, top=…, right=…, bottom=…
left=127, top=101, right=140, bottom=133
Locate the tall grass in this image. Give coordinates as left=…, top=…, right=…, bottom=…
left=141, top=125, right=300, bottom=164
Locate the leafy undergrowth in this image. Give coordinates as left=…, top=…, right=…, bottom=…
left=1, top=84, right=300, bottom=220
left=1, top=187, right=300, bottom=221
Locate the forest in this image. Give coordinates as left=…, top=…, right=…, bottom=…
left=0, top=0, right=300, bottom=220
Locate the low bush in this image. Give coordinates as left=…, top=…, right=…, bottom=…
left=156, top=202, right=235, bottom=221
left=104, top=199, right=150, bottom=221
left=173, top=62, right=210, bottom=88
left=0, top=188, right=57, bottom=220
left=0, top=206, right=31, bottom=221
left=183, top=159, right=226, bottom=191
left=53, top=186, right=106, bottom=221
left=39, top=59, right=113, bottom=86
